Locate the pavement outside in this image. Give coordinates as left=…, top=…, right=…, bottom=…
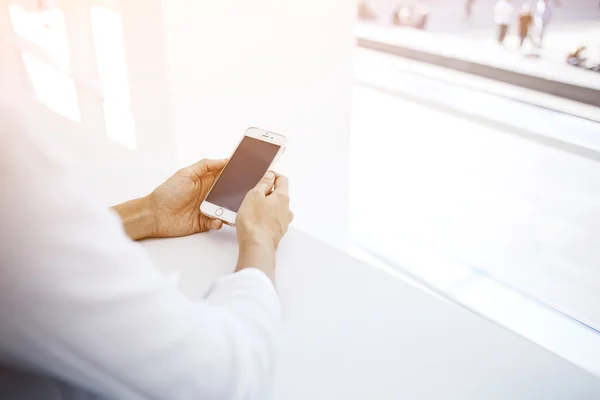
left=365, top=0, right=599, bottom=45
left=361, top=0, right=600, bottom=88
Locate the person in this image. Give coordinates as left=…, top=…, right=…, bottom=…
left=0, top=106, right=293, bottom=399
left=518, top=4, right=533, bottom=48
left=566, top=45, right=587, bottom=67
left=358, top=1, right=377, bottom=21
left=535, top=0, right=554, bottom=47
left=465, top=0, right=476, bottom=18
left=494, top=0, right=514, bottom=45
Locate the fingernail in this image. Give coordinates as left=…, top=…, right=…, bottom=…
left=265, top=171, right=275, bottom=179
left=211, top=219, right=222, bottom=230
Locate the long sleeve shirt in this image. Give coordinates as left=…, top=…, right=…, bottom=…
left=0, top=106, right=280, bottom=400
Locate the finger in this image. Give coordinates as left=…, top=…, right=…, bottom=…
left=273, top=173, right=289, bottom=196
left=187, top=159, right=227, bottom=177
left=209, top=219, right=223, bottom=230
left=255, top=171, right=276, bottom=196
left=199, top=215, right=223, bottom=232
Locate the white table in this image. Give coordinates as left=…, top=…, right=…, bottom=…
left=142, top=228, right=600, bottom=399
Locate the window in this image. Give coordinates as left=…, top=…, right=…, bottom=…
left=6, top=0, right=136, bottom=149
left=352, top=0, right=600, bottom=372
left=90, top=5, right=136, bottom=149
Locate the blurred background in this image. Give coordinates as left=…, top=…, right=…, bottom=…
left=1, top=0, right=599, bottom=372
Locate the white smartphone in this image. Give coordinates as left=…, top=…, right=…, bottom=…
left=200, top=127, right=287, bottom=225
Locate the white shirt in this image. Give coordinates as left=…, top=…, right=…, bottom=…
left=536, top=0, right=553, bottom=22
left=0, top=107, right=280, bottom=400
left=494, top=0, right=514, bottom=25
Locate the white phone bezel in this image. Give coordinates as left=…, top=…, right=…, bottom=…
left=200, top=127, right=287, bottom=226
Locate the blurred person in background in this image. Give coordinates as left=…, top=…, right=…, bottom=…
left=566, top=45, right=587, bottom=67
left=391, top=4, right=428, bottom=30
left=358, top=1, right=377, bottom=21
left=465, top=0, right=476, bottom=18
left=494, top=0, right=514, bottom=45
left=0, top=106, right=293, bottom=400
left=518, top=4, right=534, bottom=48
left=535, top=0, right=556, bottom=47
left=565, top=45, right=600, bottom=72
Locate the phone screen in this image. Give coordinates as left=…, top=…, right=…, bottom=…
left=206, top=136, right=281, bottom=212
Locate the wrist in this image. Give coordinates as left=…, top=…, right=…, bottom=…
left=236, top=233, right=277, bottom=282
left=112, top=196, right=157, bottom=240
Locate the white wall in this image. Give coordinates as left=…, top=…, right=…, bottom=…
left=161, top=0, right=356, bottom=248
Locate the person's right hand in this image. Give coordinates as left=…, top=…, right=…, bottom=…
left=235, top=171, right=294, bottom=281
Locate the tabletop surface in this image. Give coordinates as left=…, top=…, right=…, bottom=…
left=142, top=227, right=600, bottom=400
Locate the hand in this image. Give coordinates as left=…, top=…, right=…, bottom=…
left=235, top=171, right=294, bottom=281
left=148, top=159, right=227, bottom=238
left=113, top=159, right=227, bottom=240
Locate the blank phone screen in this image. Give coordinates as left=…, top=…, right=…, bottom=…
left=206, top=136, right=281, bottom=212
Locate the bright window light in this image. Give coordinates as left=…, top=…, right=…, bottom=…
left=8, top=2, right=70, bottom=65
left=90, top=5, right=136, bottom=149
left=21, top=52, right=81, bottom=122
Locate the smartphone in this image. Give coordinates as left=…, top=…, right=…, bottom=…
left=200, top=127, right=287, bottom=225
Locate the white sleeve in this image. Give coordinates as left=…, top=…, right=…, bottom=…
left=0, top=108, right=280, bottom=400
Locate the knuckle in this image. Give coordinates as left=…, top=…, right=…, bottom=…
left=263, top=172, right=275, bottom=181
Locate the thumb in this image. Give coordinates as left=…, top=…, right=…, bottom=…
left=199, top=216, right=223, bottom=232
left=209, top=219, right=223, bottom=230
left=255, top=171, right=275, bottom=196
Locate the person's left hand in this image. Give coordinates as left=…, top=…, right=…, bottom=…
left=147, top=159, right=227, bottom=237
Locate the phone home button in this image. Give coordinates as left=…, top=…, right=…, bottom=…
left=215, top=208, right=224, bottom=216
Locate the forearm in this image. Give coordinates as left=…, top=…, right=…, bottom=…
left=236, top=234, right=276, bottom=283
left=111, top=197, right=156, bottom=240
